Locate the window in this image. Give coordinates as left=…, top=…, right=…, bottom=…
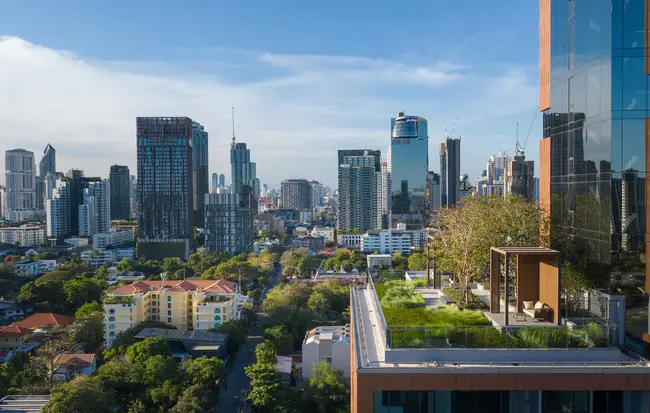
left=167, top=317, right=172, bottom=323
left=168, top=310, right=172, bottom=316
left=167, top=303, right=171, bottom=309
left=214, top=308, right=221, bottom=314
left=109, top=309, right=115, bottom=315
left=108, top=317, right=115, bottom=322
left=214, top=315, right=221, bottom=321
left=168, top=296, right=171, bottom=301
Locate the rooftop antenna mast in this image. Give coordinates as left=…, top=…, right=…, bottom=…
left=231, top=106, right=236, bottom=149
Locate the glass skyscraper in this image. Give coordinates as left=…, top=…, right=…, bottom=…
left=136, top=117, right=193, bottom=260
left=191, top=121, right=209, bottom=225
left=390, top=112, right=428, bottom=228
left=539, top=0, right=649, bottom=347
left=109, top=164, right=130, bottom=220
left=37, top=144, right=55, bottom=210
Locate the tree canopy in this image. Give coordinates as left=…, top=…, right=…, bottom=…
left=434, top=195, right=541, bottom=303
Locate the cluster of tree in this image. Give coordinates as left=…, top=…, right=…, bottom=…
left=246, top=341, right=348, bottom=413
left=43, top=337, right=225, bottom=412
left=262, top=280, right=350, bottom=351
left=0, top=302, right=104, bottom=397
left=280, top=248, right=312, bottom=278
left=321, top=249, right=366, bottom=273
left=18, top=269, right=106, bottom=314
left=200, top=251, right=274, bottom=293
left=433, top=195, right=541, bottom=304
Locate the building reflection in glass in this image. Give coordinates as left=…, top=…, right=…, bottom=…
left=543, top=0, right=648, bottom=341
left=390, top=112, right=428, bottom=229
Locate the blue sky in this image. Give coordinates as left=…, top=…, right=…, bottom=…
left=0, top=0, right=541, bottom=188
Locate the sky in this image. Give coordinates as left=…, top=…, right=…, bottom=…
left=0, top=0, right=542, bottom=189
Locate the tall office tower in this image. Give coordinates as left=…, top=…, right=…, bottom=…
left=36, top=144, right=55, bottom=210
left=486, top=151, right=511, bottom=183
left=66, top=169, right=83, bottom=235
left=427, top=171, right=441, bottom=212
left=109, top=165, right=130, bottom=220
left=129, top=175, right=137, bottom=220
left=136, top=117, right=193, bottom=260
left=5, top=149, right=37, bottom=222
left=191, top=122, right=209, bottom=225
left=212, top=173, right=219, bottom=192
left=204, top=193, right=252, bottom=254
left=79, top=179, right=111, bottom=237
left=281, top=179, right=312, bottom=210
left=261, top=184, right=269, bottom=199
left=219, top=173, right=225, bottom=188
left=504, top=154, right=535, bottom=200
left=337, top=150, right=381, bottom=232
left=46, top=177, right=72, bottom=238
left=440, top=137, right=461, bottom=207
left=381, top=161, right=391, bottom=228
left=310, top=181, right=324, bottom=207
left=390, top=112, right=429, bottom=228
left=230, top=143, right=259, bottom=195
left=538, top=0, right=650, bottom=350
left=0, top=186, right=5, bottom=219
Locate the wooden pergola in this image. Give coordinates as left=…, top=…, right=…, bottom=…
left=489, top=247, right=561, bottom=326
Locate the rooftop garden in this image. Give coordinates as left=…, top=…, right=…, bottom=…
left=372, top=280, right=616, bottom=350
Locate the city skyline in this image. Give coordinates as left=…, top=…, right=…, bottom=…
left=0, top=1, right=541, bottom=188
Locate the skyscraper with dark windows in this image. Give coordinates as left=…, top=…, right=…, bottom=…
left=136, top=117, right=193, bottom=260
left=219, top=173, right=225, bottom=188
left=109, top=165, right=130, bottom=220
left=538, top=0, right=650, bottom=351
left=440, top=137, right=461, bottom=207
left=390, top=112, right=428, bottom=228
left=36, top=144, right=55, bottom=210
left=191, top=122, right=209, bottom=225
left=212, top=173, right=218, bottom=192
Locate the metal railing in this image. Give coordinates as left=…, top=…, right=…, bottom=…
left=387, top=322, right=618, bottom=350
left=366, top=273, right=389, bottom=348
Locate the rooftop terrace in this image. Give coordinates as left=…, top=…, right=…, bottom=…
left=351, top=277, right=649, bottom=372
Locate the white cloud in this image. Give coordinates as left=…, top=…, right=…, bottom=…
left=0, top=36, right=538, bottom=188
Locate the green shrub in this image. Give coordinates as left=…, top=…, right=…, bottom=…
left=442, top=287, right=488, bottom=310
left=380, top=281, right=425, bottom=309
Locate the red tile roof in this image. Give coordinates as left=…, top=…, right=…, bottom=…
left=108, top=279, right=236, bottom=295
left=13, top=313, right=72, bottom=329
left=0, top=325, right=33, bottom=337
left=54, top=353, right=96, bottom=367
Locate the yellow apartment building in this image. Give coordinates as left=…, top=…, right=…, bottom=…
left=103, top=279, right=241, bottom=347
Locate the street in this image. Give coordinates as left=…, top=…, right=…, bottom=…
left=215, top=262, right=281, bottom=412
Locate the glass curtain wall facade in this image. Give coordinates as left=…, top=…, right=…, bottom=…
left=542, top=0, right=649, bottom=341
left=136, top=117, right=193, bottom=246
left=191, top=122, right=209, bottom=225
left=390, top=113, right=428, bottom=228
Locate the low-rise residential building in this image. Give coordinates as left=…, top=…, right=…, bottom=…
left=63, top=237, right=89, bottom=248
left=0, top=224, right=46, bottom=247
left=337, top=233, right=362, bottom=250
left=92, top=230, right=134, bottom=249
left=367, top=254, right=392, bottom=270
left=0, top=299, right=31, bottom=323
left=292, top=236, right=325, bottom=252
left=52, top=354, right=97, bottom=382
left=0, top=313, right=72, bottom=351
left=302, top=325, right=350, bottom=378
left=81, top=248, right=134, bottom=269
left=253, top=213, right=286, bottom=234
left=360, top=230, right=411, bottom=255
left=253, top=238, right=280, bottom=254
left=311, top=226, right=335, bottom=243
left=103, top=279, right=242, bottom=347
left=134, top=328, right=229, bottom=360
left=14, top=259, right=56, bottom=277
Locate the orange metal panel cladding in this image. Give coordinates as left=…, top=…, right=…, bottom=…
left=539, top=0, right=551, bottom=111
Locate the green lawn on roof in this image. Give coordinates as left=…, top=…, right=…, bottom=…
left=376, top=280, right=490, bottom=327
